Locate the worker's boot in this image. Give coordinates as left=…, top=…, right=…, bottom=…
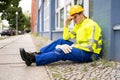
left=20, top=48, right=26, bottom=61
left=20, top=48, right=38, bottom=61
left=19, top=48, right=36, bottom=66
left=28, top=51, right=40, bottom=55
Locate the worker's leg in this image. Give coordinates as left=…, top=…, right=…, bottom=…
left=35, top=48, right=99, bottom=66
left=62, top=48, right=95, bottom=62
left=35, top=49, right=65, bottom=66
left=39, top=38, right=73, bottom=54
left=56, top=48, right=98, bottom=62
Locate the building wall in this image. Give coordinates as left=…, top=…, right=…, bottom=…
left=37, top=0, right=55, bottom=39
left=36, top=0, right=120, bottom=61
left=94, top=0, right=120, bottom=61
left=31, top=0, right=37, bottom=33
left=93, top=0, right=111, bottom=59
left=37, top=0, right=87, bottom=40
left=111, top=0, right=120, bottom=61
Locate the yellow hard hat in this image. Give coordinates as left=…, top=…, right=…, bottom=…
left=69, top=5, right=84, bottom=16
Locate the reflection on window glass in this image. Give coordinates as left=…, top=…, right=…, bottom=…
left=66, top=4, right=74, bottom=28
left=74, top=0, right=77, bottom=4
left=60, top=8, right=64, bottom=28
left=89, top=0, right=93, bottom=18
left=56, top=13, right=58, bottom=28
left=66, top=4, right=71, bottom=17
left=74, top=0, right=83, bottom=7
left=56, top=0, right=58, bottom=8
left=44, top=0, right=49, bottom=7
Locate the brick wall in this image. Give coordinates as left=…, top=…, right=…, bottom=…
left=31, top=0, right=37, bottom=33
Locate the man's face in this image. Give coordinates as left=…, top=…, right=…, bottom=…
left=72, top=13, right=82, bottom=24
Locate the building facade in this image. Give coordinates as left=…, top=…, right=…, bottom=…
left=36, top=0, right=93, bottom=40
left=31, top=0, right=37, bottom=33
left=35, top=0, right=120, bottom=61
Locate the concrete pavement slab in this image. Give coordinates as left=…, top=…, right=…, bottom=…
left=0, top=34, right=50, bottom=80
left=0, top=64, right=50, bottom=80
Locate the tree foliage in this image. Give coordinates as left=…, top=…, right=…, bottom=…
left=0, top=0, right=12, bottom=12
left=0, top=0, right=30, bottom=31
left=24, top=14, right=30, bottom=31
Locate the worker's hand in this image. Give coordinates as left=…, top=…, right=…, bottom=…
left=55, top=44, right=72, bottom=54
left=65, top=16, right=74, bottom=27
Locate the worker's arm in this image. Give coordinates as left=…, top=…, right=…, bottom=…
left=63, top=16, right=76, bottom=40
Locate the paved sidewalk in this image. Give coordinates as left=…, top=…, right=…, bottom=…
left=0, top=34, right=50, bottom=80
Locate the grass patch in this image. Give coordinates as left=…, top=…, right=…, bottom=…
left=83, top=64, right=88, bottom=72
left=32, top=33, right=39, bottom=37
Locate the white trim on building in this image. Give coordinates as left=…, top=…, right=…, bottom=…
left=0, top=23, right=2, bottom=33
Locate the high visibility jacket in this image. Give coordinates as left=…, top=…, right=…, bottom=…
left=63, top=18, right=102, bottom=54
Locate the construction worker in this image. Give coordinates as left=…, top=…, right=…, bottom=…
left=20, top=5, right=102, bottom=66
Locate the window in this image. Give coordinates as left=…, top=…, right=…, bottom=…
left=58, top=0, right=65, bottom=8
left=56, top=13, right=58, bottom=28
left=44, top=0, right=49, bottom=7
left=74, top=0, right=83, bottom=6
left=55, top=0, right=92, bottom=30
left=55, top=0, right=65, bottom=30
left=60, top=8, right=64, bottom=28
left=55, top=0, right=74, bottom=30
left=66, top=4, right=74, bottom=29
left=44, top=0, right=49, bottom=31
left=66, top=4, right=71, bottom=18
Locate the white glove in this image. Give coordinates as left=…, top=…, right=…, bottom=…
left=71, top=44, right=75, bottom=47
left=55, top=44, right=72, bottom=54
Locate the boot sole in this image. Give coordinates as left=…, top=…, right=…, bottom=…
left=19, top=48, right=33, bottom=66
left=19, top=48, right=26, bottom=61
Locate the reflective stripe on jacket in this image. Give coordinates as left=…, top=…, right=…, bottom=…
left=63, top=18, right=102, bottom=54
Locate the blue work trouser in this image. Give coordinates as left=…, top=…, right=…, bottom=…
left=35, top=38, right=99, bottom=66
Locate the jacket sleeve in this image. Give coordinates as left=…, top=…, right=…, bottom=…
left=87, top=24, right=102, bottom=49
left=87, top=24, right=102, bottom=42
left=63, top=26, right=76, bottom=40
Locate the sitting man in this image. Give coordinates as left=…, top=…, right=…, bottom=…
left=20, top=5, right=102, bottom=66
